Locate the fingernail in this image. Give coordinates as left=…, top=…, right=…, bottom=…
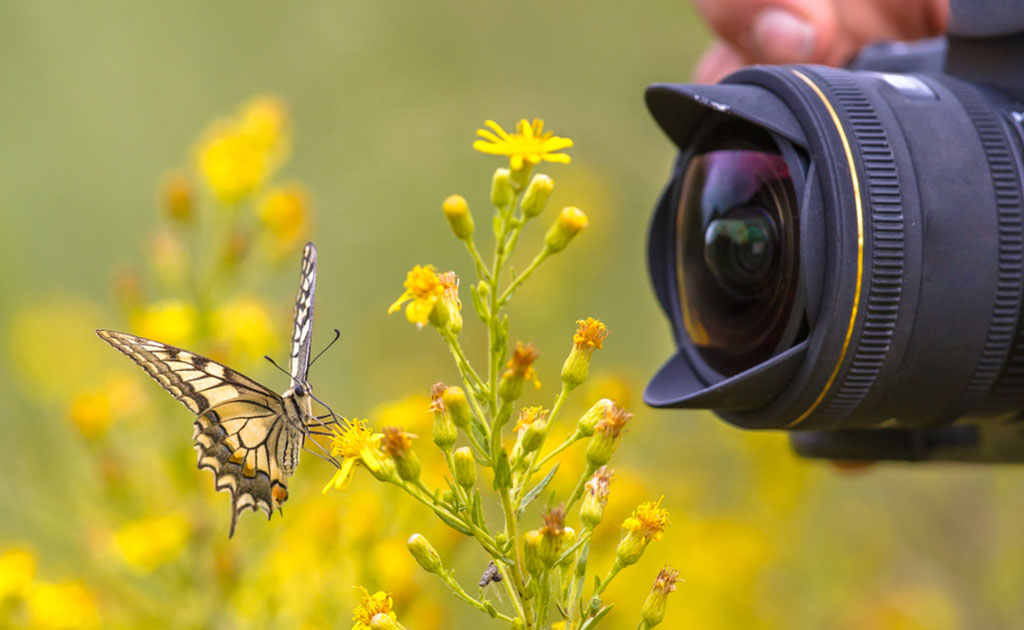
left=750, top=7, right=815, bottom=63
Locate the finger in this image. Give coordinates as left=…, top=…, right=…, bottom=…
left=693, top=40, right=749, bottom=84
left=693, top=0, right=839, bottom=64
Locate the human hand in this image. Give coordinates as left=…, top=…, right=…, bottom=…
left=693, top=0, right=949, bottom=83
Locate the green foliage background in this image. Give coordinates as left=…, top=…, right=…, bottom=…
left=1, top=2, right=1023, bottom=628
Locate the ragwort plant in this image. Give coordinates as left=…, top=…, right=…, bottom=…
left=324, top=119, right=681, bottom=630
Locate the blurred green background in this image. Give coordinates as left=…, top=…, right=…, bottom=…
left=2, top=1, right=1023, bottom=628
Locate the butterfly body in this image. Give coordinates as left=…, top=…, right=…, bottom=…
left=97, top=242, right=322, bottom=537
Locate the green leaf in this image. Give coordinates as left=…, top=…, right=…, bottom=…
left=580, top=604, right=614, bottom=630
left=470, top=284, right=489, bottom=322
left=516, top=463, right=560, bottom=517
left=435, top=509, right=473, bottom=536
left=471, top=489, right=484, bottom=527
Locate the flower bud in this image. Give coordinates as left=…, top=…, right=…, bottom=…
left=367, top=454, right=400, bottom=485
left=428, top=383, right=457, bottom=452
left=510, top=618, right=526, bottom=630
left=577, top=399, right=613, bottom=437
left=544, top=206, right=588, bottom=253
left=561, top=318, right=608, bottom=390
left=442, top=194, right=475, bottom=240
left=370, top=613, right=401, bottom=630
left=443, top=386, right=472, bottom=429
left=436, top=271, right=463, bottom=335
left=407, top=533, right=444, bottom=575
left=161, top=171, right=194, bottom=223
left=580, top=466, right=613, bottom=529
left=498, top=342, right=540, bottom=402
left=492, top=449, right=512, bottom=490
left=521, top=174, right=554, bottom=218
left=491, top=168, right=513, bottom=208
left=586, top=403, right=632, bottom=468
left=523, top=529, right=545, bottom=577
left=453, top=447, right=476, bottom=489
left=382, top=427, right=421, bottom=483
left=538, top=505, right=567, bottom=568
left=639, top=566, right=681, bottom=629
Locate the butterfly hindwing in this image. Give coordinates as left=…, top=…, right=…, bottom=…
left=96, top=329, right=299, bottom=537
left=289, top=242, right=317, bottom=389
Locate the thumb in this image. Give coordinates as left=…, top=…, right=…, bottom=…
left=694, top=0, right=839, bottom=64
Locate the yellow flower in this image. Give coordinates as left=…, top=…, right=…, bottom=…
left=194, top=96, right=290, bottom=204
left=388, top=265, right=444, bottom=327
left=640, top=566, right=682, bottom=629
left=149, top=229, right=188, bottom=289
left=132, top=300, right=198, bottom=347
left=210, top=297, right=277, bottom=365
left=68, top=391, right=113, bottom=439
left=259, top=184, right=311, bottom=259
left=324, top=420, right=394, bottom=492
left=617, top=497, right=671, bottom=567
left=473, top=119, right=573, bottom=171
left=562, top=317, right=609, bottom=389
left=623, top=497, right=670, bottom=542
left=352, top=587, right=398, bottom=630
left=514, top=406, right=548, bottom=433
left=26, top=580, right=100, bottom=629
left=112, top=513, right=189, bottom=573
left=0, top=547, right=36, bottom=600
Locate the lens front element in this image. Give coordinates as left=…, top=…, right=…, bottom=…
left=677, top=146, right=801, bottom=377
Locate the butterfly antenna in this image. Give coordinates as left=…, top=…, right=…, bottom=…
left=308, top=328, right=341, bottom=370
left=310, top=392, right=344, bottom=428
left=302, top=439, right=340, bottom=468
left=263, top=355, right=292, bottom=379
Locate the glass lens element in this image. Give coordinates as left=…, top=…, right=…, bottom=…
left=676, top=148, right=800, bottom=376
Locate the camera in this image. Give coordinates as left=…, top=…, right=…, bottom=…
left=644, top=5, right=1024, bottom=461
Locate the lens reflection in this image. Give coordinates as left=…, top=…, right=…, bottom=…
left=676, top=148, right=800, bottom=376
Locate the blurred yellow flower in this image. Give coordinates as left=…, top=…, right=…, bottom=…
left=25, top=580, right=100, bottom=629
left=473, top=118, right=573, bottom=171
left=112, top=513, right=189, bottom=573
left=160, top=171, right=194, bottom=223
left=132, top=299, right=198, bottom=348
left=0, top=547, right=36, bottom=600
left=210, top=297, right=277, bottom=365
left=352, top=588, right=398, bottom=630
left=149, top=229, right=189, bottom=290
left=388, top=265, right=444, bottom=326
left=68, top=391, right=113, bottom=439
left=259, top=184, right=311, bottom=259
left=324, top=420, right=390, bottom=492
left=194, top=96, right=290, bottom=204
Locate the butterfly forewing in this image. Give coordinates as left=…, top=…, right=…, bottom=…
left=289, top=242, right=317, bottom=389
left=96, top=329, right=299, bottom=537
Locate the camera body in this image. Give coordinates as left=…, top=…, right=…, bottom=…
left=644, top=24, right=1024, bottom=461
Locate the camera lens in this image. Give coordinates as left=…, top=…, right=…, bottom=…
left=676, top=141, right=801, bottom=377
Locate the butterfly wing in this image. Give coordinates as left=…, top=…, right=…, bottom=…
left=96, top=329, right=296, bottom=536
left=289, top=242, right=317, bottom=389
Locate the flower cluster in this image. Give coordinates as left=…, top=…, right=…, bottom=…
left=322, top=119, right=679, bottom=629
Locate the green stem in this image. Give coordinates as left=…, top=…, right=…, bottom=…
left=464, top=238, right=492, bottom=283
left=535, top=430, right=582, bottom=471
left=401, top=481, right=506, bottom=561
left=536, top=571, right=552, bottom=628
left=565, top=462, right=599, bottom=514
left=501, top=487, right=535, bottom=629
left=498, top=247, right=551, bottom=307
left=443, top=331, right=488, bottom=395
left=435, top=569, right=515, bottom=623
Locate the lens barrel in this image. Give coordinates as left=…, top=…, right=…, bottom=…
left=645, top=63, right=1024, bottom=441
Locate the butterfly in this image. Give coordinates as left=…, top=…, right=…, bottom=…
left=97, top=241, right=334, bottom=536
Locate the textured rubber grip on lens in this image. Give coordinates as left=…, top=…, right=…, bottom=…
left=810, top=67, right=906, bottom=418
left=948, top=79, right=1024, bottom=409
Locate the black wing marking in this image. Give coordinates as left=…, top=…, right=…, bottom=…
left=96, top=330, right=280, bottom=414
left=193, top=400, right=293, bottom=537
left=289, top=242, right=317, bottom=389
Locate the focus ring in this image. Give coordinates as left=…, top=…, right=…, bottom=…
left=810, top=67, right=906, bottom=418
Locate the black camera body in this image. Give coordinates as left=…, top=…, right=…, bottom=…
left=644, top=16, right=1024, bottom=461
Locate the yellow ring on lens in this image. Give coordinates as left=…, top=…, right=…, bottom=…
left=785, top=69, right=864, bottom=428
